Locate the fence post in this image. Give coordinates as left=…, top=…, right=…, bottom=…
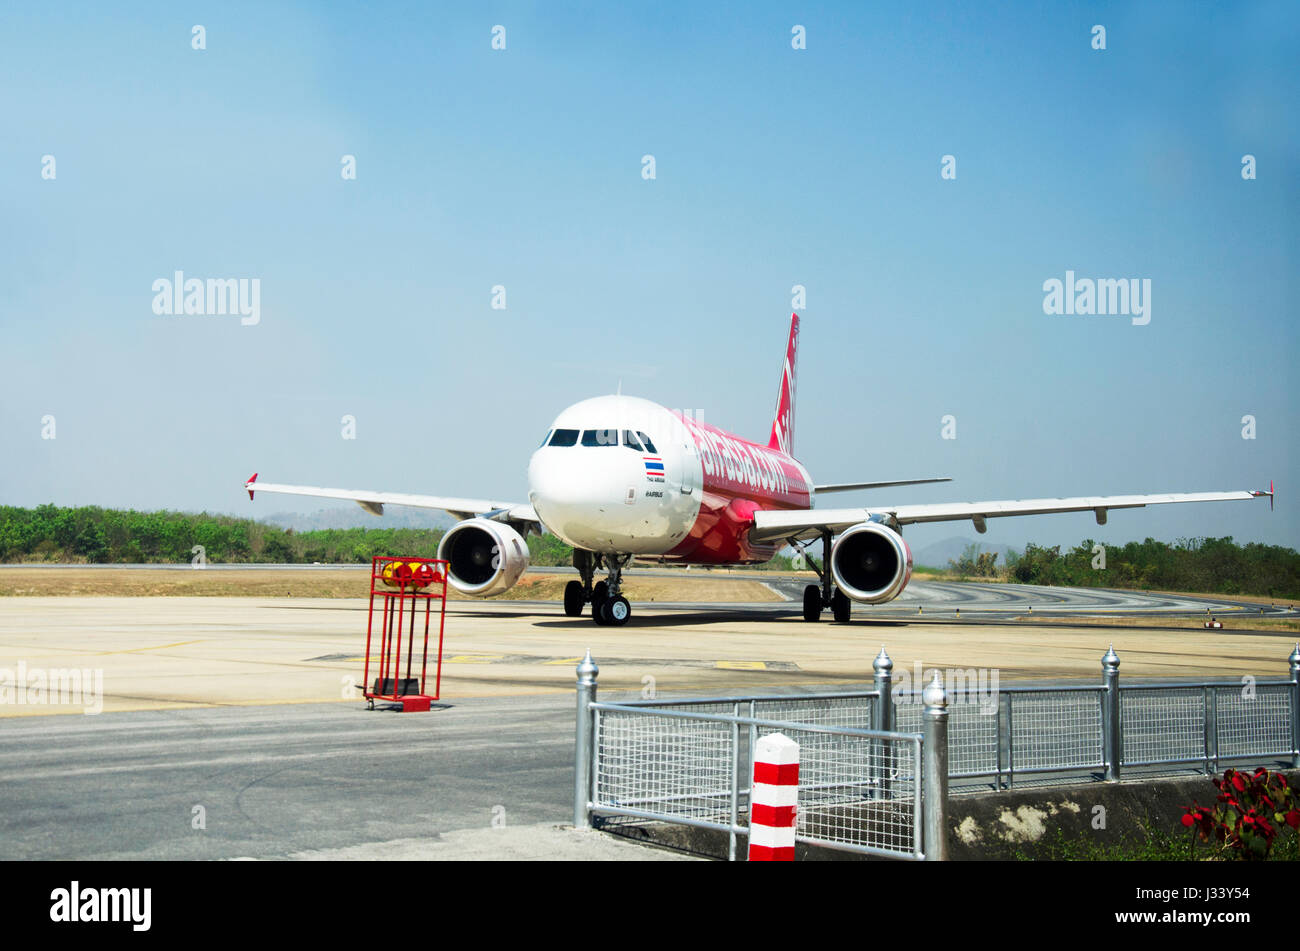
left=874, top=647, right=894, bottom=731
left=874, top=647, right=893, bottom=800
left=729, top=704, right=740, bottom=863
left=1102, top=645, right=1121, bottom=781
left=749, top=732, right=799, bottom=861
left=1204, top=685, right=1218, bottom=775
left=922, top=670, right=949, bottom=861
left=574, top=650, right=599, bottom=828
left=1289, top=643, right=1300, bottom=769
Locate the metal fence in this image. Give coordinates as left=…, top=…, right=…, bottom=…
left=575, top=653, right=951, bottom=861
left=1121, top=682, right=1295, bottom=770
left=888, top=645, right=1299, bottom=787
left=590, top=703, right=925, bottom=859
left=573, top=645, right=1300, bottom=860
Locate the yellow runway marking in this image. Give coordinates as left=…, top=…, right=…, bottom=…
left=715, top=661, right=766, bottom=670
left=543, top=657, right=583, bottom=666
left=97, top=640, right=203, bottom=655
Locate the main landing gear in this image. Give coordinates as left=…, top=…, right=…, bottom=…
left=797, top=530, right=852, bottom=623
left=565, top=550, right=632, bottom=626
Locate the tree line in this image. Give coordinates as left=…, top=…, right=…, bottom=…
left=0, top=505, right=576, bottom=566
left=945, top=537, right=1299, bottom=600
left=4, top=507, right=1294, bottom=599
left=0, top=505, right=804, bottom=571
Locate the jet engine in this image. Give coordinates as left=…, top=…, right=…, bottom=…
left=830, top=521, right=913, bottom=604
left=436, top=518, right=531, bottom=597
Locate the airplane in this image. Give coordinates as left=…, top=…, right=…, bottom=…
left=243, top=314, right=1273, bottom=625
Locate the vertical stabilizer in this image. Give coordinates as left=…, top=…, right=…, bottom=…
left=768, top=313, right=799, bottom=455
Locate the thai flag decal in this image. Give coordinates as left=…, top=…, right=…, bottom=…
left=643, top=456, right=664, bottom=475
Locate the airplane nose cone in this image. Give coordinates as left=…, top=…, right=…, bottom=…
left=528, top=447, right=644, bottom=547
left=529, top=449, right=617, bottom=508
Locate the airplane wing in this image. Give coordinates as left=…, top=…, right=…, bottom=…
left=749, top=486, right=1274, bottom=544
left=243, top=473, right=539, bottom=526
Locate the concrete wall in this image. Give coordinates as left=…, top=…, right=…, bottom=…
left=944, top=771, right=1294, bottom=860
left=599, top=769, right=1300, bottom=860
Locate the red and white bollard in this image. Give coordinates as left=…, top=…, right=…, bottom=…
left=748, top=732, right=799, bottom=861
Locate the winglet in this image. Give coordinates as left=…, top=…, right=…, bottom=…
left=246, top=472, right=258, bottom=500
left=1250, top=480, right=1274, bottom=512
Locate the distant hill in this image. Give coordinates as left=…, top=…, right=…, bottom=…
left=258, top=507, right=453, bottom=533
left=911, top=536, right=1017, bottom=569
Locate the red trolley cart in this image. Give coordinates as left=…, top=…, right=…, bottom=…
left=362, top=556, right=448, bottom=712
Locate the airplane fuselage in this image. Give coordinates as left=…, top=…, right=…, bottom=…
left=527, top=395, right=813, bottom=564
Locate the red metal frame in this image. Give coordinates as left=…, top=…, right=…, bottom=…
left=362, top=556, right=449, bottom=711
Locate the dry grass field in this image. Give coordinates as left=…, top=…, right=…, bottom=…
left=0, top=567, right=782, bottom=603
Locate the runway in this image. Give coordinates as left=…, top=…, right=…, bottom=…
left=762, top=577, right=1298, bottom=619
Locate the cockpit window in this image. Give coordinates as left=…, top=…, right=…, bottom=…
left=580, top=428, right=619, bottom=447
left=549, top=429, right=579, bottom=447
left=538, top=430, right=553, bottom=449
left=622, top=430, right=643, bottom=451
left=637, top=431, right=658, bottom=454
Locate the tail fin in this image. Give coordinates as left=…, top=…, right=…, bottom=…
left=768, top=313, right=799, bottom=455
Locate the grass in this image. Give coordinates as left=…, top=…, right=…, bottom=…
left=1012, top=820, right=1194, bottom=861
left=1011, top=818, right=1300, bottom=861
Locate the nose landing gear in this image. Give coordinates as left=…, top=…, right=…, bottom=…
left=563, top=579, right=586, bottom=617
left=599, top=595, right=631, bottom=625
left=569, top=550, right=632, bottom=625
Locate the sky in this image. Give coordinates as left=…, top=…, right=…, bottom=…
left=1, top=1, right=1296, bottom=555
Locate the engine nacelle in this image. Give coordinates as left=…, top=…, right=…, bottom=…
left=437, top=518, right=530, bottom=598
left=830, top=521, right=913, bottom=604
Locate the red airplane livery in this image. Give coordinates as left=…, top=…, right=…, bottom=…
left=245, top=314, right=1272, bottom=625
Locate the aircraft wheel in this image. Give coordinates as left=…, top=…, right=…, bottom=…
left=563, top=581, right=585, bottom=617
left=605, top=596, right=631, bottom=626
left=590, top=581, right=609, bottom=624
left=802, top=585, right=822, bottom=622
left=831, top=588, right=852, bottom=623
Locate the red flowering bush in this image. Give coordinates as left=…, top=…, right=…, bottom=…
left=1182, top=767, right=1300, bottom=860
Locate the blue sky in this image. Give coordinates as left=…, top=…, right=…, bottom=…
left=1, top=1, right=1296, bottom=553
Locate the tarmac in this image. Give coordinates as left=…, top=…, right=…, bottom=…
left=0, top=693, right=696, bottom=860
left=0, top=592, right=1293, bottom=717
left=0, top=581, right=1295, bottom=860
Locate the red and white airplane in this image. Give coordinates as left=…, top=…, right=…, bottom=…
left=244, top=314, right=1272, bottom=625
